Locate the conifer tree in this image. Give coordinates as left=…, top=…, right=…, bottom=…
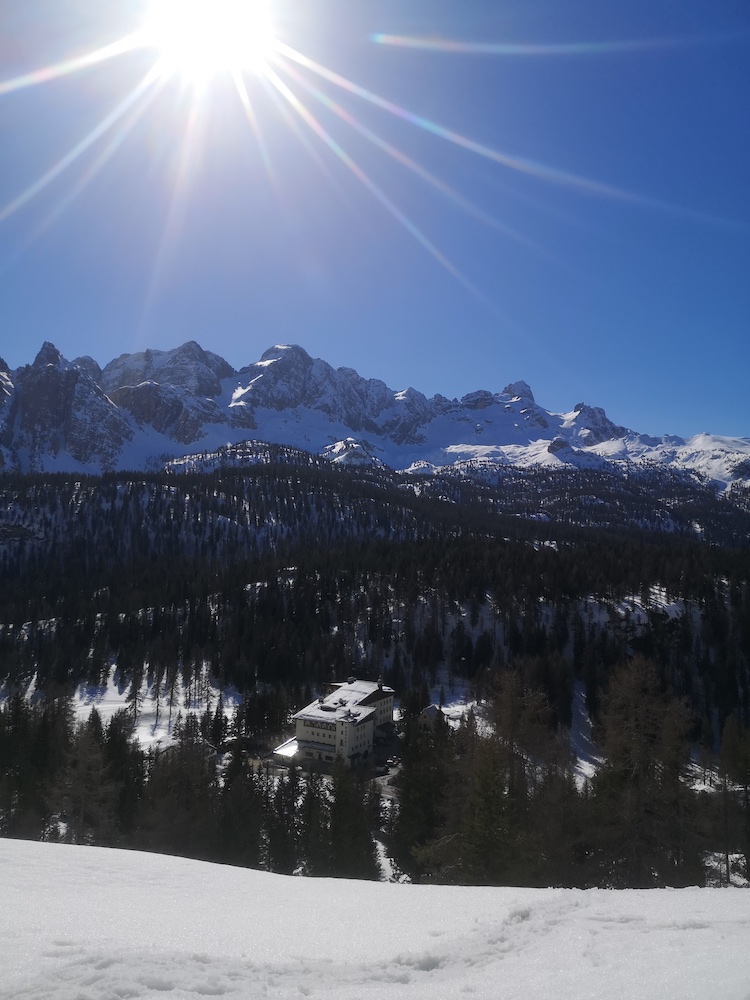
left=266, top=765, right=300, bottom=874
left=220, top=754, right=263, bottom=868
left=57, top=719, right=116, bottom=845
left=298, top=771, right=331, bottom=876
left=591, top=657, right=701, bottom=886
left=719, top=714, right=750, bottom=882
left=137, top=713, right=220, bottom=860
left=329, top=760, right=381, bottom=880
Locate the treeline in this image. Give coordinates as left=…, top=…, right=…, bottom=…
left=0, top=693, right=381, bottom=879
left=393, top=659, right=750, bottom=888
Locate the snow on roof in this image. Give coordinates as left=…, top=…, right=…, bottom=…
left=329, top=678, right=394, bottom=701
left=293, top=678, right=393, bottom=726
left=273, top=737, right=299, bottom=759
left=420, top=704, right=444, bottom=720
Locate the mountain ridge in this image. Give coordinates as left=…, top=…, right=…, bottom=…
left=1, top=340, right=748, bottom=484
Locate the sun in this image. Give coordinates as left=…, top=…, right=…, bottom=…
left=142, top=0, right=277, bottom=87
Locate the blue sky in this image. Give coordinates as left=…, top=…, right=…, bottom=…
left=1, top=0, right=748, bottom=437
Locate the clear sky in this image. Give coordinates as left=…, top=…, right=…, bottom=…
left=1, top=0, right=748, bottom=438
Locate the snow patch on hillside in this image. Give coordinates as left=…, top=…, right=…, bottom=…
left=71, top=667, right=241, bottom=749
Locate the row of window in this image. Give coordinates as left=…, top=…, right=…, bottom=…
left=301, top=719, right=335, bottom=731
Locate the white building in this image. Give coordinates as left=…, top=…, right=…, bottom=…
left=417, top=704, right=446, bottom=733
left=274, top=678, right=394, bottom=768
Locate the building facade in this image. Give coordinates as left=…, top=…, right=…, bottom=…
left=274, top=678, right=394, bottom=768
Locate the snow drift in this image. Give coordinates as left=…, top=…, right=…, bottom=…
left=1, top=839, right=749, bottom=1000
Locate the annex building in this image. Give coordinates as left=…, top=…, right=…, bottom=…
left=274, top=678, right=394, bottom=769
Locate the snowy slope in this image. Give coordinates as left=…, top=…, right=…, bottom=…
left=2, top=341, right=748, bottom=484
left=2, top=839, right=749, bottom=1000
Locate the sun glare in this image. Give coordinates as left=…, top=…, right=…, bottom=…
left=143, top=0, right=276, bottom=86
left=2, top=1, right=720, bottom=326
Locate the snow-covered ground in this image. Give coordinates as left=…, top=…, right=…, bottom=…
left=568, top=680, right=602, bottom=787
left=68, top=668, right=601, bottom=784
left=2, top=840, right=748, bottom=1000
left=67, top=668, right=242, bottom=749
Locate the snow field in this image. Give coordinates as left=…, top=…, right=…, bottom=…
left=69, top=668, right=242, bottom=749
left=2, top=840, right=749, bottom=1000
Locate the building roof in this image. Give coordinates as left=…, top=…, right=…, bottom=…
left=273, top=737, right=299, bottom=759
left=293, top=678, right=394, bottom=726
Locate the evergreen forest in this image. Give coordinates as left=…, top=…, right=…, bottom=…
left=1, top=446, right=749, bottom=886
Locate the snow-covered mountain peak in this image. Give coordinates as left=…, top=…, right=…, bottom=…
left=562, top=402, right=630, bottom=446
left=460, top=390, right=497, bottom=410
left=1, top=340, right=748, bottom=485
left=71, top=355, right=103, bottom=382
left=255, top=343, right=310, bottom=366
left=101, top=342, right=235, bottom=398
left=322, top=437, right=387, bottom=467
left=503, top=379, right=535, bottom=402
left=32, top=341, right=65, bottom=369
left=4, top=342, right=132, bottom=472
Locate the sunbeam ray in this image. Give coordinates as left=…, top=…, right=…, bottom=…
left=137, top=97, right=205, bottom=337
left=274, top=56, right=553, bottom=262
left=3, top=84, right=163, bottom=268
left=232, top=72, right=277, bottom=189
left=0, top=67, right=161, bottom=225
left=259, top=68, right=361, bottom=205
left=0, top=35, right=141, bottom=97
left=276, top=42, right=745, bottom=230
left=262, top=64, right=516, bottom=327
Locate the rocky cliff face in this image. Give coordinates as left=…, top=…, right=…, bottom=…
left=566, top=403, right=628, bottom=446
left=98, top=340, right=247, bottom=447
left=10, top=344, right=133, bottom=471
left=0, top=356, right=17, bottom=472
left=236, top=345, right=437, bottom=444
left=107, top=381, right=256, bottom=445
left=1, top=340, right=748, bottom=485
left=100, top=340, right=234, bottom=398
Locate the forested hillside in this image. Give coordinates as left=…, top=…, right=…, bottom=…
left=1, top=448, right=748, bottom=711
left=1, top=445, right=749, bottom=885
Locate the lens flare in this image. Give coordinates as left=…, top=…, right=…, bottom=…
left=0, top=5, right=740, bottom=333
left=370, top=33, right=730, bottom=56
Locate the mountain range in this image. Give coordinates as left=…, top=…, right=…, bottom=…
left=1, top=340, right=748, bottom=485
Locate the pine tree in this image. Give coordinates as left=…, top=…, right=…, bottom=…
left=57, top=719, right=116, bottom=845
left=329, top=760, right=381, bottom=880
left=591, top=657, right=701, bottom=887
left=298, top=771, right=331, bottom=876
left=220, top=754, right=263, bottom=868
left=266, top=766, right=300, bottom=874
left=137, top=713, right=220, bottom=860
left=719, top=715, right=750, bottom=882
